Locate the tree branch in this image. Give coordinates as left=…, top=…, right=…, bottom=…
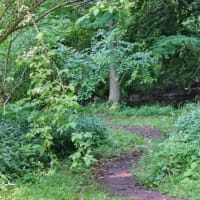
left=0, top=0, right=96, bottom=44
left=14, top=0, right=94, bottom=31
left=0, top=0, right=15, bottom=22
left=1, top=32, right=21, bottom=91
left=3, top=68, right=27, bottom=115
left=0, top=0, right=47, bottom=44
left=119, top=71, right=128, bottom=85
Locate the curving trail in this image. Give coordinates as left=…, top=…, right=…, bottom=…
left=98, top=126, right=179, bottom=200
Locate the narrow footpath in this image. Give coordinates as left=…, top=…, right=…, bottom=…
left=98, top=126, right=179, bottom=200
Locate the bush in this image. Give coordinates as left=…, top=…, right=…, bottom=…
left=175, top=104, right=200, bottom=140
left=134, top=103, right=200, bottom=193
left=52, top=115, right=106, bottom=168
left=134, top=137, right=200, bottom=187
left=0, top=113, right=48, bottom=183
left=76, top=115, right=106, bottom=146
left=0, top=106, right=106, bottom=181
left=52, top=115, right=106, bottom=156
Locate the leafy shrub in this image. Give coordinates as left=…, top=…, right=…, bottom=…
left=175, top=104, right=200, bottom=139
left=134, top=137, right=200, bottom=187
left=70, top=132, right=97, bottom=169
left=52, top=115, right=106, bottom=168
left=134, top=103, right=200, bottom=192
left=0, top=113, right=48, bottom=182
left=52, top=115, right=106, bottom=155
left=76, top=115, right=106, bottom=146
left=0, top=105, right=106, bottom=181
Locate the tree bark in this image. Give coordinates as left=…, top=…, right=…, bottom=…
left=109, top=66, right=120, bottom=103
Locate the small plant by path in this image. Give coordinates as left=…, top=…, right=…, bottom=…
left=98, top=126, right=180, bottom=200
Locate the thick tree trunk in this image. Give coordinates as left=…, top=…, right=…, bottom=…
left=109, top=66, right=120, bottom=103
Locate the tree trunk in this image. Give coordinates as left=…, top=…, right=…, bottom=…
left=109, top=66, right=120, bottom=103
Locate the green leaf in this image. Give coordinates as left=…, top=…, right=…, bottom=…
left=36, top=32, right=43, bottom=41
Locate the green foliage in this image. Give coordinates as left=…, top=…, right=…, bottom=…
left=58, top=115, right=106, bottom=168
left=153, top=35, right=200, bottom=58
left=76, top=115, right=106, bottom=146
left=70, top=132, right=97, bottom=169
left=0, top=35, right=81, bottom=182
left=175, top=103, right=200, bottom=138
left=54, top=45, right=100, bottom=101
left=84, top=102, right=175, bottom=117
left=127, top=0, right=200, bottom=92
left=54, top=28, right=159, bottom=101
left=16, top=43, right=79, bottom=152
left=76, top=0, right=132, bottom=30
left=1, top=0, right=200, bottom=198
left=0, top=163, right=125, bottom=200
left=129, top=0, right=200, bottom=43
left=153, top=35, right=200, bottom=89
left=134, top=103, right=200, bottom=198
left=91, top=29, right=158, bottom=86
left=152, top=35, right=200, bottom=90
left=52, top=115, right=107, bottom=156
left=0, top=112, right=47, bottom=183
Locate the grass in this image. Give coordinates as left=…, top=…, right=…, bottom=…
left=0, top=129, right=143, bottom=200
left=0, top=103, right=177, bottom=200
left=158, top=179, right=200, bottom=200
left=95, top=128, right=145, bottom=159
left=0, top=166, right=127, bottom=200
left=102, top=115, right=176, bottom=134
left=83, top=102, right=176, bottom=117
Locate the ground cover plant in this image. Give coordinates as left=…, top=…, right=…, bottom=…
left=84, top=102, right=176, bottom=116
left=84, top=102, right=177, bottom=134
left=0, top=0, right=199, bottom=199
left=134, top=103, right=200, bottom=200
left=0, top=106, right=108, bottom=182
left=0, top=104, right=176, bottom=200
left=0, top=110, right=47, bottom=184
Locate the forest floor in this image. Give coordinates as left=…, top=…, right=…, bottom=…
left=1, top=105, right=184, bottom=200
left=97, top=125, right=179, bottom=200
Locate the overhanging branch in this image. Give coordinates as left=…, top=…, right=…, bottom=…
left=0, top=0, right=47, bottom=44
left=15, top=0, right=94, bottom=31
left=0, top=0, right=96, bottom=44
left=0, top=0, right=15, bottom=23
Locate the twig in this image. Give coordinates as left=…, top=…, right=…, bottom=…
left=0, top=0, right=47, bottom=44
left=0, top=0, right=15, bottom=22
left=3, top=68, right=27, bottom=115
left=1, top=32, right=21, bottom=90
left=0, top=0, right=96, bottom=44
left=119, top=71, right=128, bottom=85
left=15, top=0, right=94, bottom=31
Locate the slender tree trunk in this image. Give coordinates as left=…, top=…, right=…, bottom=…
left=109, top=66, right=120, bottom=103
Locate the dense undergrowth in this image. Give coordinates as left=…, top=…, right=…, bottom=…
left=0, top=103, right=150, bottom=200
left=134, top=103, right=200, bottom=199
left=1, top=103, right=200, bottom=200
left=0, top=105, right=107, bottom=184
left=0, top=112, right=45, bottom=184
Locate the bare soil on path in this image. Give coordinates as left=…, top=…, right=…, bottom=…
left=97, top=126, right=179, bottom=200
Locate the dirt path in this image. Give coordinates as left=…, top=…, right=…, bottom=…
left=98, top=126, right=179, bottom=200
